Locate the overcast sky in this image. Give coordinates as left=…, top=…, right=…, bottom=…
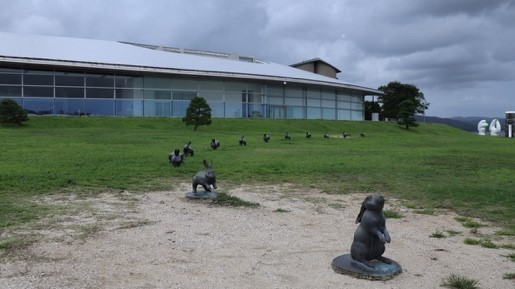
left=1, top=0, right=514, bottom=118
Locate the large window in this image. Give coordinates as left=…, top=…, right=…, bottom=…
left=115, top=88, right=143, bottom=99
left=144, top=100, right=170, bottom=116
left=287, top=106, right=305, bottom=119
left=246, top=92, right=262, bottom=103
left=224, top=91, right=241, bottom=102
left=285, top=97, right=303, bottom=106
left=199, top=79, right=224, bottom=91
left=55, top=87, right=84, bottom=98
left=225, top=81, right=247, bottom=92
left=285, top=86, right=303, bottom=98
left=54, top=98, right=84, bottom=115
left=86, top=74, right=114, bottom=87
left=337, top=92, right=352, bottom=109
left=24, top=74, right=53, bottom=85
left=144, top=90, right=171, bottom=100
left=23, top=98, right=54, bottom=115
left=307, top=107, right=321, bottom=119
left=351, top=110, right=363, bottom=120
left=0, top=86, right=21, bottom=97
left=267, top=96, right=283, bottom=105
left=86, top=88, right=113, bottom=99
left=144, top=76, right=171, bottom=89
left=173, top=90, right=196, bottom=101
left=285, top=87, right=304, bottom=106
left=247, top=83, right=263, bottom=94
left=172, top=100, right=189, bottom=116
left=201, top=90, right=223, bottom=101
left=338, top=109, right=351, bottom=120
left=307, top=89, right=320, bottom=106
left=86, top=99, right=114, bottom=115
left=210, top=102, right=225, bottom=117
left=321, top=90, right=335, bottom=108
left=55, top=72, right=84, bottom=86
left=307, top=98, right=320, bottom=106
left=0, top=73, right=21, bottom=85
left=322, top=108, right=336, bottom=120
left=24, top=86, right=53, bottom=97
left=266, top=85, right=283, bottom=98
left=116, top=75, right=143, bottom=88
left=115, top=99, right=142, bottom=116
left=173, top=78, right=197, bottom=90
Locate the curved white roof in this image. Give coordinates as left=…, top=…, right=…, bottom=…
left=0, top=32, right=381, bottom=94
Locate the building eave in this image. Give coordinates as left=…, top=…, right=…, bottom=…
left=0, top=56, right=383, bottom=95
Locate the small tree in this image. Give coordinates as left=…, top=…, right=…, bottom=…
left=397, top=100, right=419, bottom=129
left=378, top=81, right=428, bottom=120
left=0, top=98, right=28, bottom=125
left=182, top=96, right=212, bottom=131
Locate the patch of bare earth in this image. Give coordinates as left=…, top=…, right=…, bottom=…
left=1, top=183, right=514, bottom=289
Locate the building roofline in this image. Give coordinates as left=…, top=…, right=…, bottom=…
left=119, top=41, right=263, bottom=64
left=0, top=32, right=384, bottom=95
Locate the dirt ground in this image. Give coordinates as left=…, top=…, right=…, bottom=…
left=1, top=183, right=514, bottom=289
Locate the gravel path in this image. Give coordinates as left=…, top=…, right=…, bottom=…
left=1, top=183, right=514, bottom=289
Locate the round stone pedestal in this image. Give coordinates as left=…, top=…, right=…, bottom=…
left=185, top=191, right=218, bottom=199
left=331, top=254, right=402, bottom=280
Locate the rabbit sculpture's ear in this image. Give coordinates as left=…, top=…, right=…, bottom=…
left=203, top=159, right=209, bottom=168
left=355, top=195, right=370, bottom=224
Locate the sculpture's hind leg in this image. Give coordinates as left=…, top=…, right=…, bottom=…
left=192, top=182, right=198, bottom=194
left=351, top=243, right=376, bottom=268
left=202, top=183, right=211, bottom=192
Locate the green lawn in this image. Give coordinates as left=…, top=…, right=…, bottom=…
left=1, top=116, right=514, bottom=231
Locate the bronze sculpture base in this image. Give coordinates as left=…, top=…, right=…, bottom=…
left=185, top=191, right=218, bottom=199
left=331, top=254, right=402, bottom=280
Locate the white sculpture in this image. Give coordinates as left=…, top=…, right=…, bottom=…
left=489, top=119, right=501, bottom=136
left=477, top=120, right=488, bottom=135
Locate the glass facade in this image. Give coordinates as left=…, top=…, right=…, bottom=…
left=0, top=67, right=366, bottom=120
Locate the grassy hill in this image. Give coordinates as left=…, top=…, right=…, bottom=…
left=1, top=117, right=514, bottom=231
left=416, top=115, right=507, bottom=132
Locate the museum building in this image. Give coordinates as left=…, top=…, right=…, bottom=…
left=0, top=32, right=382, bottom=120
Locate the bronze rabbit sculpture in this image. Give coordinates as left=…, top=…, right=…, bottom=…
left=350, top=194, right=391, bottom=268
left=192, top=160, right=217, bottom=194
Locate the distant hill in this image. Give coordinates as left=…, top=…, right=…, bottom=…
left=415, top=115, right=505, bottom=132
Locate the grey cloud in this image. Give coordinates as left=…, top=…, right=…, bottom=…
left=397, top=0, right=513, bottom=19
left=0, top=0, right=513, bottom=117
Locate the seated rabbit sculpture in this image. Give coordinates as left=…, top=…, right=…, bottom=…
left=183, top=141, right=194, bottom=156
left=192, top=160, right=217, bottom=194
left=169, top=149, right=183, bottom=167
left=350, top=194, right=391, bottom=268
left=210, top=139, right=221, bottom=150
left=239, top=136, right=247, bottom=146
